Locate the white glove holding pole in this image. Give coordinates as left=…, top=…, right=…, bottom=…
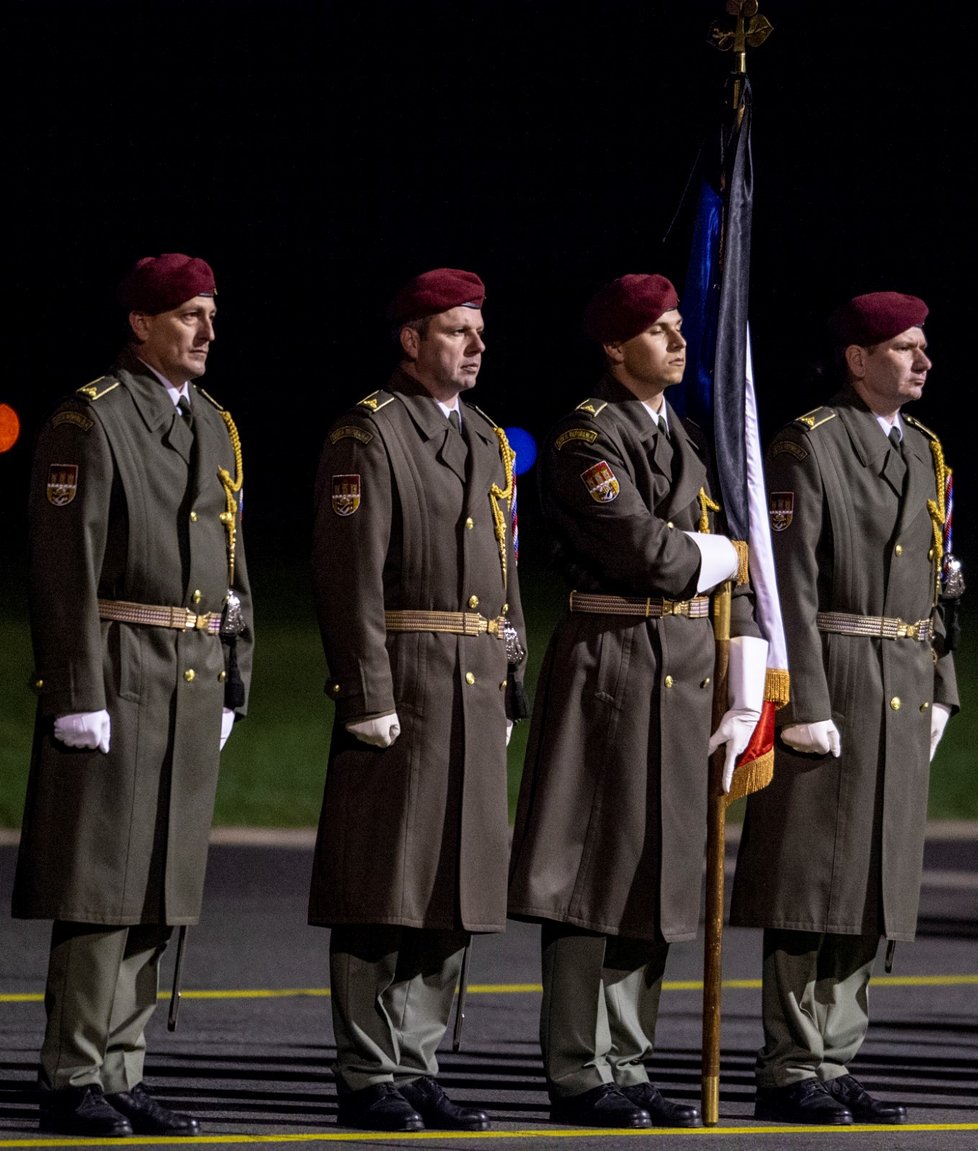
left=219, top=708, right=236, bottom=751
left=54, top=710, right=111, bottom=754
left=930, top=703, right=951, bottom=762
left=346, top=712, right=401, bottom=749
left=683, top=532, right=740, bottom=593
left=708, top=635, right=768, bottom=793
left=782, top=719, right=842, bottom=758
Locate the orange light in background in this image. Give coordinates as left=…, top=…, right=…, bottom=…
left=0, top=403, right=21, bottom=453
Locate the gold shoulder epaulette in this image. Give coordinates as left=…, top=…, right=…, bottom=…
left=76, top=377, right=120, bottom=401
left=903, top=414, right=940, bottom=442
left=574, top=398, right=608, bottom=418
left=196, top=387, right=224, bottom=411
left=357, top=390, right=395, bottom=412
left=794, top=406, right=836, bottom=430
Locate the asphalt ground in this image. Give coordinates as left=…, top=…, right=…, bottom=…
left=1, top=825, right=975, bottom=1150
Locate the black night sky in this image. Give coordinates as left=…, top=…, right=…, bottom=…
left=3, top=0, right=975, bottom=578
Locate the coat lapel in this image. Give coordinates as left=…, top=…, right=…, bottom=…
left=661, top=402, right=707, bottom=520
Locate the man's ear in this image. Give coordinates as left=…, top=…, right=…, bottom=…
left=603, top=340, right=624, bottom=365
left=844, top=343, right=866, bottom=380
left=129, top=311, right=150, bottom=343
left=399, top=325, right=420, bottom=361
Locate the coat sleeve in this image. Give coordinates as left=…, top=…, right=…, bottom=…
left=311, top=419, right=395, bottom=724
left=766, top=428, right=833, bottom=725
left=28, top=403, right=113, bottom=717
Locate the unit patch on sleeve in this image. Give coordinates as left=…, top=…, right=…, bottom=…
left=331, top=474, right=362, bottom=516
left=768, top=491, right=794, bottom=532
left=329, top=425, right=373, bottom=446
left=554, top=428, right=598, bottom=451
left=580, top=460, right=620, bottom=503
left=46, top=464, right=79, bottom=506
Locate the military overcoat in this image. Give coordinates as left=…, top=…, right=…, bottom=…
left=507, top=377, right=757, bottom=943
left=308, top=370, right=526, bottom=934
left=730, top=390, right=958, bottom=941
left=13, top=350, right=253, bottom=926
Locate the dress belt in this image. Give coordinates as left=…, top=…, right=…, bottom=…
left=98, top=598, right=223, bottom=634
left=384, top=609, right=506, bottom=638
left=568, top=591, right=710, bottom=619
left=816, top=611, right=933, bottom=642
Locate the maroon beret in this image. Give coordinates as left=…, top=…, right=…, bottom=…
left=584, top=273, right=680, bottom=343
left=387, top=267, right=486, bottom=326
left=827, top=291, right=928, bottom=347
left=118, top=253, right=217, bottom=314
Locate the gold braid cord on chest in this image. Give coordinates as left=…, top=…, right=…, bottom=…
left=217, top=409, right=244, bottom=607
left=489, top=426, right=516, bottom=586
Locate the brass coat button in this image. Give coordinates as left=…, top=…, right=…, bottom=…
left=465, top=672, right=476, bottom=685
left=920, top=701, right=930, bottom=711
left=664, top=675, right=674, bottom=688
left=465, top=517, right=474, bottom=530
left=218, top=670, right=227, bottom=682
left=190, top=511, right=199, bottom=523
left=468, top=595, right=480, bottom=609
left=889, top=696, right=901, bottom=710
left=192, top=589, right=202, bottom=604
left=894, top=544, right=903, bottom=556
left=184, top=669, right=196, bottom=683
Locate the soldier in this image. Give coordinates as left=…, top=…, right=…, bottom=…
left=13, top=253, right=253, bottom=1138
left=730, top=291, right=959, bottom=1125
left=309, top=268, right=527, bottom=1132
left=508, top=273, right=766, bottom=1128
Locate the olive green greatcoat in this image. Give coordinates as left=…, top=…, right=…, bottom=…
left=507, top=377, right=758, bottom=944
left=730, top=390, right=958, bottom=942
left=308, top=371, right=527, bottom=934
left=13, top=350, right=253, bottom=926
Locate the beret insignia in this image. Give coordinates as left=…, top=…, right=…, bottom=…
left=46, top=464, right=79, bottom=506
left=769, top=491, right=794, bottom=532
left=331, top=473, right=361, bottom=516
left=580, top=460, right=620, bottom=503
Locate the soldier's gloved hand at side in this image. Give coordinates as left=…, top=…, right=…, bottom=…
left=54, top=710, right=111, bottom=753
left=506, top=721, right=513, bottom=747
left=219, top=708, right=236, bottom=751
left=683, top=532, right=740, bottom=593
left=708, top=636, right=769, bottom=792
left=346, top=712, right=401, bottom=748
left=781, top=719, right=842, bottom=758
left=930, top=703, right=951, bottom=762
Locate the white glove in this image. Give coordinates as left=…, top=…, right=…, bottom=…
left=346, top=712, right=401, bottom=748
left=54, top=709, right=111, bottom=754
left=683, top=532, right=740, bottom=592
left=782, top=720, right=842, bottom=758
left=708, top=636, right=768, bottom=792
left=506, top=721, right=514, bottom=747
left=930, top=703, right=951, bottom=762
left=219, top=708, right=236, bottom=751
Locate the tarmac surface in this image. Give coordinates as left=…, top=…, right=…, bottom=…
left=1, top=824, right=975, bottom=1150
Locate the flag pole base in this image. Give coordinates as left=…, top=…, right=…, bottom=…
left=704, top=1076, right=720, bottom=1127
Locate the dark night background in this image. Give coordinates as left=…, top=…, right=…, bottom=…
left=3, top=0, right=975, bottom=582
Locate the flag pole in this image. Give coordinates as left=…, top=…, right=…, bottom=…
left=700, top=1, right=773, bottom=1126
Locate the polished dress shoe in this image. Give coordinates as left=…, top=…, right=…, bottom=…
left=824, top=1074, right=909, bottom=1123
left=38, top=1085, right=133, bottom=1138
left=399, top=1075, right=490, bottom=1130
left=620, top=1081, right=702, bottom=1127
left=104, top=1083, right=200, bottom=1136
left=754, top=1078, right=853, bottom=1124
left=550, top=1083, right=652, bottom=1128
left=336, top=1083, right=424, bottom=1131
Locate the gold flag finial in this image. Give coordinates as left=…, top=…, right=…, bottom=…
left=709, top=1, right=773, bottom=103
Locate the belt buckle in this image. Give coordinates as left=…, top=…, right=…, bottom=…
left=485, top=616, right=500, bottom=636
left=194, top=613, right=211, bottom=631
left=664, top=599, right=690, bottom=617
left=893, top=618, right=910, bottom=639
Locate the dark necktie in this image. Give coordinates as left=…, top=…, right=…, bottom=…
left=654, top=419, right=673, bottom=476
left=885, top=426, right=906, bottom=492
left=449, top=408, right=462, bottom=435
left=178, top=395, right=194, bottom=429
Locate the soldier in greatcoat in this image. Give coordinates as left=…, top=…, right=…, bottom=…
left=730, top=292, right=959, bottom=1125
left=13, top=254, right=253, bottom=1138
left=309, top=268, right=527, bottom=1133
left=507, top=274, right=766, bottom=1128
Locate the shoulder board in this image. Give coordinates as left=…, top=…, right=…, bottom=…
left=76, top=376, right=120, bottom=402
left=465, top=402, right=499, bottom=429
left=196, top=387, right=225, bottom=412
left=794, top=406, right=836, bottom=431
left=903, top=414, right=940, bottom=442
left=357, top=390, right=395, bottom=412
left=573, top=398, right=608, bottom=418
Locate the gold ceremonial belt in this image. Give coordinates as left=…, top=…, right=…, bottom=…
left=569, top=592, right=710, bottom=619
left=816, top=611, right=933, bottom=642
left=98, top=598, right=222, bottom=634
left=384, top=609, right=507, bottom=638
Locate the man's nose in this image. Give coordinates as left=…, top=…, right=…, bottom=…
left=468, top=333, right=486, bottom=354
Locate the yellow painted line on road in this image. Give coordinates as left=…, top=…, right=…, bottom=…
left=1, top=1123, right=977, bottom=1145
left=3, top=973, right=976, bottom=1005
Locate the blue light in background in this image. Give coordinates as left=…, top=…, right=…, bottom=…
left=505, top=426, right=538, bottom=475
